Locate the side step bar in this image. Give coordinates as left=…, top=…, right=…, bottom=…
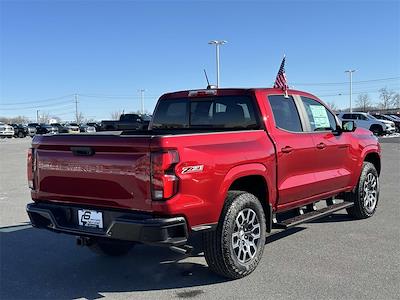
left=274, top=202, right=354, bottom=229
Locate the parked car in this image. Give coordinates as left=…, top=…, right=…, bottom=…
left=371, top=114, right=400, bottom=132
left=0, top=123, right=14, bottom=138
left=11, top=124, right=28, bottom=138
left=100, top=114, right=148, bottom=131
left=80, top=123, right=97, bottom=133
left=27, top=123, right=40, bottom=137
left=48, top=123, right=69, bottom=134
left=388, top=114, right=400, bottom=121
left=37, top=124, right=54, bottom=135
left=27, top=87, right=381, bottom=279
left=64, top=123, right=80, bottom=134
left=337, top=112, right=391, bottom=135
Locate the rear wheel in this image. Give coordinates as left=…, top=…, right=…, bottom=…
left=89, top=239, right=136, bottom=256
left=203, top=191, right=266, bottom=279
left=345, top=162, right=379, bottom=219
left=18, top=131, right=24, bottom=138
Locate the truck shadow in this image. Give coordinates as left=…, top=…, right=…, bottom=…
left=0, top=214, right=349, bottom=300
left=0, top=227, right=226, bottom=300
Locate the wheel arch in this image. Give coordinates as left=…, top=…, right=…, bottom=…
left=364, top=151, right=381, bottom=175
left=219, top=164, right=273, bottom=232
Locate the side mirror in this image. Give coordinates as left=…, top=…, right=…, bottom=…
left=342, top=120, right=356, bottom=132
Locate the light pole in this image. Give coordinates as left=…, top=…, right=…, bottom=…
left=138, top=89, right=145, bottom=114
left=345, top=70, right=356, bottom=112
left=208, top=40, right=227, bottom=88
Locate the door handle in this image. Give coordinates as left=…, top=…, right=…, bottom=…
left=281, top=146, right=293, bottom=153
left=316, top=142, right=326, bottom=150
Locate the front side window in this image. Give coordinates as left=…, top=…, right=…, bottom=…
left=301, top=97, right=336, bottom=131
left=268, top=95, right=303, bottom=132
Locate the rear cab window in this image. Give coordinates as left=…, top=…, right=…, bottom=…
left=151, top=95, right=260, bottom=130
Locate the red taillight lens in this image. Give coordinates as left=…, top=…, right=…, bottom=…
left=151, top=150, right=179, bottom=200
left=27, top=148, right=35, bottom=189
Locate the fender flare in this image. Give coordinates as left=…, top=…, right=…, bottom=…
left=353, top=145, right=381, bottom=187
left=217, top=163, right=274, bottom=231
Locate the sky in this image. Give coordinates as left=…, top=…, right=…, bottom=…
left=1, top=0, right=399, bottom=121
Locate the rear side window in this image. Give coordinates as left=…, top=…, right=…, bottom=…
left=152, top=96, right=259, bottom=130
left=301, top=97, right=337, bottom=131
left=268, top=95, right=303, bottom=132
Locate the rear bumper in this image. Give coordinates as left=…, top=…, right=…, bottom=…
left=26, top=202, right=188, bottom=246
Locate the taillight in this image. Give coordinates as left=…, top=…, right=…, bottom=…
left=27, top=148, right=35, bottom=189
left=150, top=150, right=179, bottom=200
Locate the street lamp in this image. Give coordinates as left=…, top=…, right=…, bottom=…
left=208, top=40, right=227, bottom=88
left=345, top=69, right=356, bottom=112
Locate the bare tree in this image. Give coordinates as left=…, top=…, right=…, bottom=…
left=39, top=112, right=50, bottom=124
left=75, top=112, right=85, bottom=124
left=392, top=93, right=400, bottom=108
left=378, top=88, right=395, bottom=110
left=326, top=101, right=338, bottom=112
left=0, top=115, right=30, bottom=124
left=110, top=110, right=123, bottom=120
left=356, top=93, right=372, bottom=112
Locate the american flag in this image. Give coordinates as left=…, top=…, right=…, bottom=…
left=273, top=56, right=289, bottom=94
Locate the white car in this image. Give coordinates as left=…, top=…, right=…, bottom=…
left=64, top=122, right=80, bottom=134
left=0, top=123, right=15, bottom=138
left=337, top=112, right=390, bottom=136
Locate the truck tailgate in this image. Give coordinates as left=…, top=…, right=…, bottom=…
left=31, top=134, right=153, bottom=211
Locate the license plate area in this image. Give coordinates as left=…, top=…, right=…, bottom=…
left=78, top=209, right=103, bottom=229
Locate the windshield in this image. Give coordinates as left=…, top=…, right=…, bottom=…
left=152, top=96, right=259, bottom=130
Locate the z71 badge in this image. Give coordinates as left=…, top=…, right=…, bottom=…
left=181, top=165, right=204, bottom=174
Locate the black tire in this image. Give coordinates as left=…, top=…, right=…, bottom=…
left=203, top=191, right=266, bottom=279
left=345, top=162, right=379, bottom=219
left=89, top=239, right=136, bottom=256
left=369, top=125, right=383, bottom=136
left=18, top=131, right=24, bottom=138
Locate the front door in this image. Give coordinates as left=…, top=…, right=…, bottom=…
left=298, top=96, right=354, bottom=194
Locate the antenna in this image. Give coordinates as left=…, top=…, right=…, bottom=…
left=204, top=69, right=210, bottom=86
left=204, top=69, right=216, bottom=89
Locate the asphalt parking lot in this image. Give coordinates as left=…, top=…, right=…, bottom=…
left=0, top=137, right=399, bottom=300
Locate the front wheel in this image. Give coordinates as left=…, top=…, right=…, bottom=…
left=345, top=162, right=379, bottom=219
left=203, top=191, right=266, bottom=279
left=370, top=125, right=383, bottom=136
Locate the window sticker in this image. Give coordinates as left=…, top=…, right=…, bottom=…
left=309, top=105, right=330, bottom=128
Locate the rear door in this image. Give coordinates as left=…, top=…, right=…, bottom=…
left=265, top=94, right=317, bottom=208
left=298, top=96, right=353, bottom=194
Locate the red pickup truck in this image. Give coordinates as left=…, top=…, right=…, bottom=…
left=27, top=88, right=381, bottom=279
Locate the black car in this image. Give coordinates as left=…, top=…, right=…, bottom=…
left=371, top=114, right=400, bottom=132
left=101, top=114, right=150, bottom=131
left=11, top=124, right=28, bottom=138
left=48, top=123, right=69, bottom=134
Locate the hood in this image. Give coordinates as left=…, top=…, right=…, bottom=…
left=379, top=119, right=394, bottom=126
